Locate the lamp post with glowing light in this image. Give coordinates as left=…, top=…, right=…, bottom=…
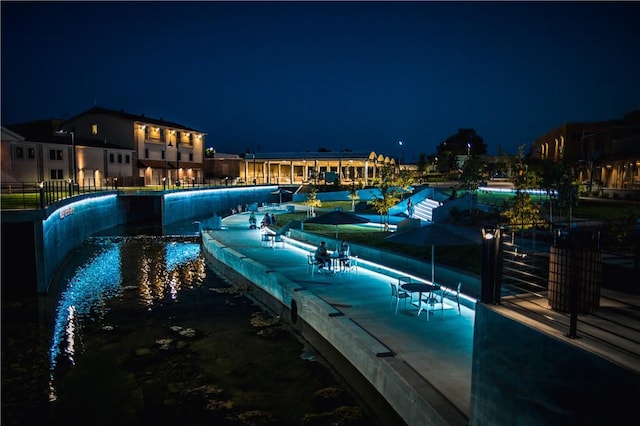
left=481, top=227, right=502, bottom=304
left=467, top=142, right=471, bottom=157
left=168, top=132, right=180, bottom=186
left=56, top=129, right=77, bottom=185
left=398, top=140, right=404, bottom=166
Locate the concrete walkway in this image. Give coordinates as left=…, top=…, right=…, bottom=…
left=203, top=210, right=478, bottom=425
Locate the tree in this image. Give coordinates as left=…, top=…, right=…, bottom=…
left=460, top=155, right=484, bottom=190
left=395, top=169, right=415, bottom=200
left=436, top=151, right=457, bottom=174
left=417, top=153, right=428, bottom=174
left=304, top=185, right=322, bottom=217
left=348, top=182, right=360, bottom=211
left=370, top=165, right=400, bottom=230
left=501, top=190, right=544, bottom=231
left=437, top=128, right=487, bottom=157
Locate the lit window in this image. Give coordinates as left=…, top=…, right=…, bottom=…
left=28, top=148, right=35, bottom=159
left=15, top=147, right=24, bottom=159
left=91, top=124, right=98, bottom=135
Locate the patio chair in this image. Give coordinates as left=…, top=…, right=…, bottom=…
left=274, top=234, right=286, bottom=249
left=390, top=282, right=411, bottom=315
left=343, top=255, right=358, bottom=275
left=442, top=282, right=462, bottom=315
left=307, top=253, right=324, bottom=277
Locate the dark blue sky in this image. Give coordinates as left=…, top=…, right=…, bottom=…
left=2, top=1, right=639, bottom=162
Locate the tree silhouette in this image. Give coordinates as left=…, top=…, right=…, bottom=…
left=437, top=128, right=487, bottom=156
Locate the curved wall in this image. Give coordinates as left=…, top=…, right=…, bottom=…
left=2, top=186, right=278, bottom=294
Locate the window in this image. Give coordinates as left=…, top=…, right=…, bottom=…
left=145, top=148, right=149, bottom=158
left=15, top=147, right=24, bottom=159
left=28, top=148, right=35, bottom=159
left=109, top=153, right=115, bottom=163
left=50, top=149, right=63, bottom=160
left=189, top=153, right=193, bottom=161
left=178, top=152, right=182, bottom=161
left=160, top=128, right=165, bottom=141
left=144, top=127, right=150, bottom=140
left=161, top=150, right=165, bottom=160
left=125, top=155, right=130, bottom=164
left=50, top=169, right=63, bottom=179
left=117, top=154, right=122, bottom=163
left=91, top=124, right=98, bottom=135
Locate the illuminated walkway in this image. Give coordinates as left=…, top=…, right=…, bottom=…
left=203, top=210, right=478, bottom=425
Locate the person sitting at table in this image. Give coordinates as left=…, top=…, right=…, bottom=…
left=314, top=241, right=331, bottom=270
left=338, top=240, right=350, bottom=269
left=249, top=212, right=257, bottom=229
left=260, top=214, right=271, bottom=229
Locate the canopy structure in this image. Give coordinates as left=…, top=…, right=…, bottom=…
left=271, top=188, right=293, bottom=204
left=386, top=223, right=481, bottom=283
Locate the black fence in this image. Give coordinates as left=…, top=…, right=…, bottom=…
left=492, top=223, right=639, bottom=351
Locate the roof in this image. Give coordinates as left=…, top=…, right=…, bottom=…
left=64, top=106, right=206, bottom=134
left=245, top=151, right=382, bottom=161
left=4, top=119, right=134, bottom=151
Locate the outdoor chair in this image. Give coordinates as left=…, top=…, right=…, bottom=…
left=307, top=253, right=324, bottom=277
left=442, top=282, right=462, bottom=315
left=390, top=282, right=411, bottom=315
left=342, top=255, right=358, bottom=275
left=274, top=234, right=286, bottom=249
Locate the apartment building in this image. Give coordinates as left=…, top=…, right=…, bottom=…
left=3, top=107, right=206, bottom=187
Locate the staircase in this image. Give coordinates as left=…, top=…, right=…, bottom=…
left=413, top=198, right=440, bottom=222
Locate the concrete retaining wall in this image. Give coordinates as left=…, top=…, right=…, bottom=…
left=162, top=186, right=277, bottom=225
left=201, top=231, right=465, bottom=425
left=470, top=303, right=640, bottom=425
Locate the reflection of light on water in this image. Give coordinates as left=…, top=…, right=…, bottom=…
left=48, top=244, right=122, bottom=401
left=48, top=240, right=206, bottom=400
left=165, top=242, right=201, bottom=271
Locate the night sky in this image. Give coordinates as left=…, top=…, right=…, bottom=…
left=2, top=1, right=639, bottom=161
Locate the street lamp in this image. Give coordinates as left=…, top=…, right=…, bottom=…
left=398, top=140, right=404, bottom=165
left=56, top=129, right=77, bottom=184
left=467, top=142, right=471, bottom=157
left=168, top=132, right=180, bottom=186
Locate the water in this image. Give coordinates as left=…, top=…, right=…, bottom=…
left=1, top=223, right=378, bottom=426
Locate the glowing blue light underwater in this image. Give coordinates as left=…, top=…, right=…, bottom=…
left=49, top=244, right=122, bottom=369
left=478, top=186, right=556, bottom=196
left=165, top=242, right=202, bottom=271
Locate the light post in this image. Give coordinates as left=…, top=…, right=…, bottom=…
left=467, top=142, right=471, bottom=157
left=56, top=129, right=77, bottom=185
left=162, top=176, right=166, bottom=191
left=398, top=140, right=404, bottom=166
left=168, top=132, right=180, bottom=186
left=253, top=152, right=257, bottom=185
left=38, top=181, right=45, bottom=209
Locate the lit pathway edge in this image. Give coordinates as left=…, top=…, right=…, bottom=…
left=201, top=230, right=467, bottom=426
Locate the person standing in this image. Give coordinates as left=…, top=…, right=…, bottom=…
left=407, top=198, right=415, bottom=218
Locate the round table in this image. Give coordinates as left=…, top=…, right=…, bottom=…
left=401, top=283, right=441, bottom=317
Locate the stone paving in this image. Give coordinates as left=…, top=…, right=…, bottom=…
left=204, top=210, right=479, bottom=424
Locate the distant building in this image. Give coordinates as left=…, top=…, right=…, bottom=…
left=531, top=111, right=640, bottom=190
left=3, top=107, right=207, bottom=187
left=239, top=151, right=397, bottom=186
left=60, top=107, right=207, bottom=186
left=2, top=120, right=134, bottom=186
